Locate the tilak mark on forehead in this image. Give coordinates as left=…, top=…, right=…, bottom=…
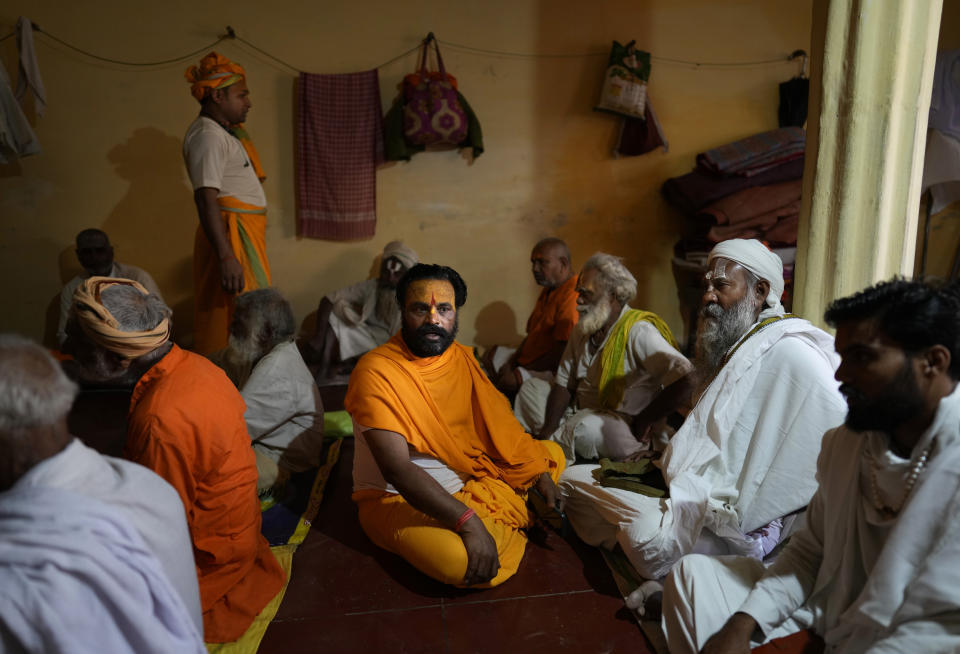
left=407, top=279, right=455, bottom=308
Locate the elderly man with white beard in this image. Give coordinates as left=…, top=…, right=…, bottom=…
left=559, top=239, right=846, bottom=596
left=514, top=252, right=695, bottom=462
left=214, top=288, right=324, bottom=495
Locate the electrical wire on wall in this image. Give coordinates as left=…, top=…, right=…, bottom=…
left=0, top=23, right=803, bottom=73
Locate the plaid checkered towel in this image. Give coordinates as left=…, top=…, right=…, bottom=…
left=296, top=70, right=384, bottom=240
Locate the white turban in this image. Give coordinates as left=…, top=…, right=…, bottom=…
left=382, top=241, right=418, bottom=270
left=708, top=239, right=785, bottom=315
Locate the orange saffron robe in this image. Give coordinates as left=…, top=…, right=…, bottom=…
left=516, top=274, right=579, bottom=367
left=125, top=345, right=285, bottom=642
left=346, top=334, right=565, bottom=586
left=192, top=196, right=272, bottom=355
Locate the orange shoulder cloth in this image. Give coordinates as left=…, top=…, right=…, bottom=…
left=345, top=334, right=550, bottom=489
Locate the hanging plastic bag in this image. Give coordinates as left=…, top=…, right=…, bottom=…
left=595, top=40, right=651, bottom=120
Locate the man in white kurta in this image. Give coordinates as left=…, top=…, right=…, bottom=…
left=215, top=288, right=324, bottom=493
left=665, top=278, right=960, bottom=654
left=0, top=334, right=203, bottom=644
left=515, top=252, right=694, bottom=462
left=303, top=241, right=419, bottom=382
left=0, top=486, right=204, bottom=653
left=560, top=239, right=846, bottom=581
left=242, top=339, right=324, bottom=491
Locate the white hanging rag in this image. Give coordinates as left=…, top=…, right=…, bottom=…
left=15, top=16, right=46, bottom=117
left=0, top=60, right=41, bottom=162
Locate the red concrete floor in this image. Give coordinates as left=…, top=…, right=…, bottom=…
left=258, top=438, right=655, bottom=654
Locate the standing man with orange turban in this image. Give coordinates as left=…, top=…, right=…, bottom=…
left=183, top=52, right=270, bottom=355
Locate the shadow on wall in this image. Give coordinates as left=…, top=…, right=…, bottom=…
left=473, top=300, right=521, bottom=351
left=101, top=126, right=196, bottom=304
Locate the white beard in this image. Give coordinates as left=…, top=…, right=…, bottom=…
left=693, top=295, right=760, bottom=380
left=575, top=298, right=613, bottom=338
left=219, top=331, right=267, bottom=388
left=375, top=286, right=399, bottom=326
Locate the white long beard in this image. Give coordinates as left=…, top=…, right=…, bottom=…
left=575, top=299, right=613, bottom=338
left=693, top=295, right=759, bottom=380
left=219, top=332, right=266, bottom=388
left=375, top=286, right=399, bottom=326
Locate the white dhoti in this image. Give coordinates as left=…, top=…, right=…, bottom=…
left=330, top=310, right=394, bottom=360
left=327, top=279, right=399, bottom=360
left=514, top=308, right=693, bottom=458
left=662, top=554, right=808, bottom=654
left=560, top=464, right=735, bottom=579
left=551, top=410, right=644, bottom=462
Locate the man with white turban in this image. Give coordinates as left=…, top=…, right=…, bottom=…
left=302, top=240, right=419, bottom=382
left=559, top=239, right=846, bottom=597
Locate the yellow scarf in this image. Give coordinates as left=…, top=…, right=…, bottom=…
left=598, top=309, right=678, bottom=410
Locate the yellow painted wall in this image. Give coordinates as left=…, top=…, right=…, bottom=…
left=0, top=0, right=811, bottom=349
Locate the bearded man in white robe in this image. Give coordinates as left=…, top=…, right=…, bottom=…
left=302, top=241, right=418, bottom=383
left=514, top=252, right=694, bottom=462
left=559, top=239, right=846, bottom=587
left=213, top=288, right=324, bottom=495
left=665, top=278, right=960, bottom=654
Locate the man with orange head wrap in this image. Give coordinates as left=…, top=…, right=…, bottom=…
left=346, top=264, right=566, bottom=588
left=183, top=52, right=271, bottom=355
left=64, top=277, right=285, bottom=643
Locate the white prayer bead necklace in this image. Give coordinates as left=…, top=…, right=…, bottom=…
left=864, top=440, right=934, bottom=520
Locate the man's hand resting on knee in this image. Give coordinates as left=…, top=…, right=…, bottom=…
left=459, top=514, right=500, bottom=585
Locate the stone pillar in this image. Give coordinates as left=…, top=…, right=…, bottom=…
left=794, top=0, right=943, bottom=325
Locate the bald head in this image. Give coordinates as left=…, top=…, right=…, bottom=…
left=0, top=335, right=78, bottom=490
left=531, top=238, right=573, bottom=288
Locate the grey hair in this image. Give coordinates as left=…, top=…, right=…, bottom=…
left=582, top=252, right=637, bottom=305
left=235, top=288, right=296, bottom=347
left=0, top=334, right=78, bottom=431
left=100, top=285, right=171, bottom=332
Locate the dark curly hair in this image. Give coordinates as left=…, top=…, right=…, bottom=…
left=395, top=264, right=468, bottom=309
left=824, top=277, right=960, bottom=379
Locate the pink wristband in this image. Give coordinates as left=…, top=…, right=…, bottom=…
left=454, top=508, right=476, bottom=532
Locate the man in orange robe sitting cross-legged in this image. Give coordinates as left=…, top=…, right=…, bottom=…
left=346, top=263, right=566, bottom=587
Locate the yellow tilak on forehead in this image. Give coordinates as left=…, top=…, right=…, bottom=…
left=407, top=279, right=456, bottom=308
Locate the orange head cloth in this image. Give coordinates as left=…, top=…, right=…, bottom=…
left=185, top=51, right=246, bottom=103
left=72, top=277, right=171, bottom=360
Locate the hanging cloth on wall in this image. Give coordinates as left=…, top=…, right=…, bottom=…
left=0, top=60, right=41, bottom=162
left=614, top=94, right=668, bottom=157
left=15, top=17, right=46, bottom=117
left=295, top=69, right=384, bottom=240
left=779, top=50, right=808, bottom=128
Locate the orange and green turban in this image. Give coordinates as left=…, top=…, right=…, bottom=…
left=185, top=51, right=246, bottom=103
